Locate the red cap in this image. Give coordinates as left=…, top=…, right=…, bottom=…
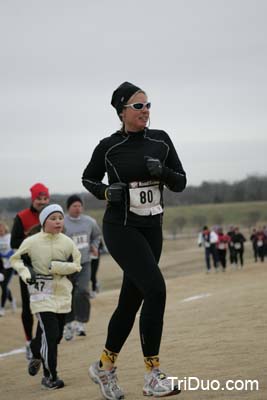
left=30, top=183, right=50, bottom=201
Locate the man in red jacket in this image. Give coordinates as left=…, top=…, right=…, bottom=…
left=11, top=183, right=50, bottom=359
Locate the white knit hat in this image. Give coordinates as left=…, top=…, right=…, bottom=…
left=39, top=204, right=64, bottom=226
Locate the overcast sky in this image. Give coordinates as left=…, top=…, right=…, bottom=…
left=1, top=0, right=266, bottom=198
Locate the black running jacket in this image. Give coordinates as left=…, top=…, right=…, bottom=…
left=82, top=128, right=186, bottom=227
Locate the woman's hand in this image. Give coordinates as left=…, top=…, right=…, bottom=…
left=105, top=183, right=127, bottom=203
left=145, top=157, right=163, bottom=179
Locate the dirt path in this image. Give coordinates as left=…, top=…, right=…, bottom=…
left=0, top=240, right=266, bottom=399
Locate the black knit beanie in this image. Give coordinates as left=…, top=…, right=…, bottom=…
left=111, top=81, right=142, bottom=119
left=66, top=195, right=83, bottom=209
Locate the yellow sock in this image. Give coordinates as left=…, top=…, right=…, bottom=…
left=99, top=348, right=118, bottom=370
left=144, top=355, right=160, bottom=372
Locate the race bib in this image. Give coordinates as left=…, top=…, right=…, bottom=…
left=72, top=233, right=89, bottom=250
left=257, top=240, right=263, bottom=247
left=234, top=243, right=241, bottom=249
left=129, top=181, right=163, bottom=216
left=218, top=243, right=225, bottom=250
left=28, top=274, right=54, bottom=302
left=204, top=242, right=210, bottom=248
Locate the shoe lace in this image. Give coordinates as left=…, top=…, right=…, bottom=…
left=150, top=368, right=170, bottom=386
left=152, top=368, right=166, bottom=378
left=107, top=368, right=123, bottom=394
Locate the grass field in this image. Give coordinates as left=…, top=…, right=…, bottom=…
left=163, top=200, right=267, bottom=228
left=0, top=237, right=266, bottom=399
left=85, top=201, right=267, bottom=235
left=2, top=201, right=267, bottom=236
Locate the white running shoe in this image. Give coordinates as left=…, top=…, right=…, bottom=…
left=25, top=341, right=32, bottom=361
left=0, top=308, right=5, bottom=317
left=64, top=322, right=74, bottom=341
left=89, top=361, right=124, bottom=400
left=76, top=322, right=86, bottom=337
left=143, top=368, right=181, bottom=397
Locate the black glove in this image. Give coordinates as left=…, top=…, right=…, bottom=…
left=26, top=267, right=36, bottom=285
left=105, top=183, right=127, bottom=204
left=145, top=157, right=163, bottom=178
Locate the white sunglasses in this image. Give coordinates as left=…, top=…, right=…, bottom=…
left=124, top=102, right=151, bottom=111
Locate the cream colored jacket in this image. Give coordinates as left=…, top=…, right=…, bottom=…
left=11, top=231, right=81, bottom=314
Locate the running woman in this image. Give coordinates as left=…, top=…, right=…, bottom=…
left=82, top=81, right=186, bottom=399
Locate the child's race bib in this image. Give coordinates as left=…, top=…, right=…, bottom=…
left=28, top=274, right=54, bottom=302
left=129, top=181, right=163, bottom=216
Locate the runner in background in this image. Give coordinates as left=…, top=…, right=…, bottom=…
left=232, top=227, right=246, bottom=268
left=216, top=227, right=231, bottom=271
left=263, top=225, right=267, bottom=257
left=198, top=226, right=218, bottom=273
left=254, top=228, right=267, bottom=263
left=227, top=225, right=236, bottom=265
left=63, top=195, right=101, bottom=339
left=250, top=228, right=258, bottom=262
left=0, top=221, right=15, bottom=316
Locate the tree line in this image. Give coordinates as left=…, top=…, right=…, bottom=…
left=166, top=175, right=267, bottom=206
left=1, top=175, right=267, bottom=215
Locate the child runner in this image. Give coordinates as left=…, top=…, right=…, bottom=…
left=11, top=204, right=81, bottom=390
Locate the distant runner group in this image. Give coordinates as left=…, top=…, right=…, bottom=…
left=198, top=224, right=267, bottom=272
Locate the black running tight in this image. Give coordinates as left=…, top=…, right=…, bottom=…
left=103, top=222, right=166, bottom=357
left=0, top=268, right=14, bottom=307
left=31, top=312, right=65, bottom=380
left=91, top=257, right=100, bottom=291
left=19, top=277, right=33, bottom=341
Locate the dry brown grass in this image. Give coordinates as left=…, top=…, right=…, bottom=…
left=0, top=238, right=266, bottom=399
